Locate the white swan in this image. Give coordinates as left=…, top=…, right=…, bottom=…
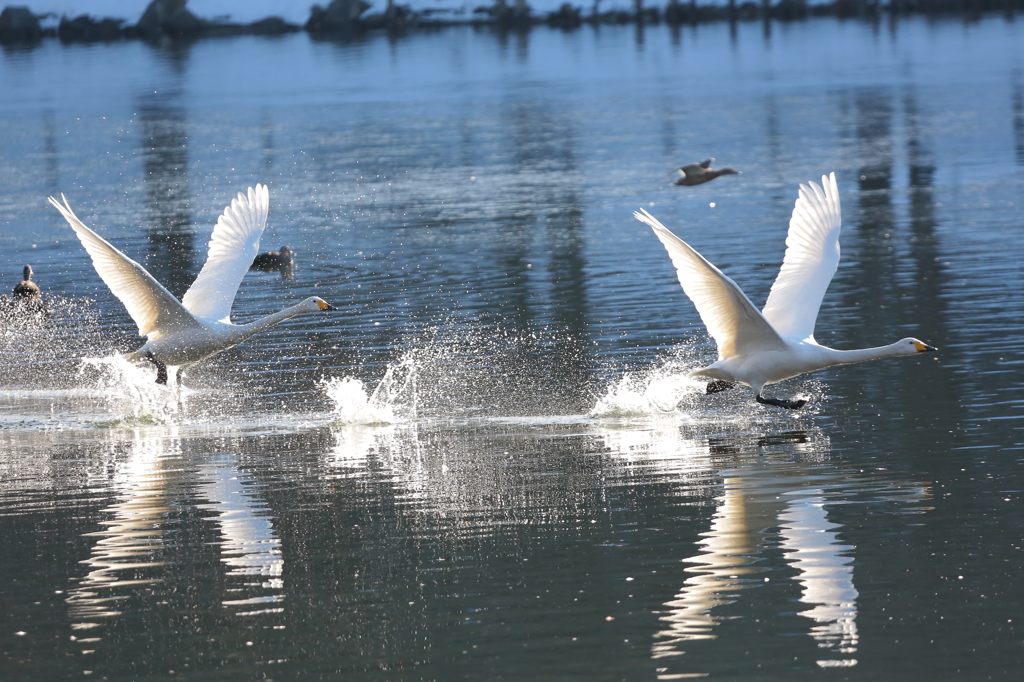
left=49, top=185, right=337, bottom=385
left=635, top=172, right=936, bottom=409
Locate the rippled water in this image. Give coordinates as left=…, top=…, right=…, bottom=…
left=2, top=16, right=1023, bottom=681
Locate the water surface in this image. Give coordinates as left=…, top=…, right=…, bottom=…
left=2, top=17, right=1023, bottom=680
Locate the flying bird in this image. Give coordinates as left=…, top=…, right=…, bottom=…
left=635, top=172, right=936, bottom=409
left=668, top=158, right=741, bottom=187
left=50, top=185, right=337, bottom=385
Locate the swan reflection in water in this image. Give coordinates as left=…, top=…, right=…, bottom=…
left=328, top=416, right=927, bottom=673
left=196, top=456, right=284, bottom=616
left=65, top=431, right=178, bottom=645
left=634, top=429, right=929, bottom=672
left=651, top=474, right=861, bottom=660
left=66, top=431, right=285, bottom=645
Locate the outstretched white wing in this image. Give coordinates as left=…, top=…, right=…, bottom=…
left=49, top=195, right=201, bottom=340
left=181, top=184, right=269, bottom=322
left=761, top=173, right=842, bottom=342
left=636, top=209, right=787, bottom=360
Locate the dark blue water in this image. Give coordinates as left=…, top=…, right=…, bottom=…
left=2, top=16, right=1023, bottom=680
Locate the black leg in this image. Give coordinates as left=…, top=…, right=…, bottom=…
left=756, top=393, right=806, bottom=410
left=145, top=351, right=168, bottom=385
left=706, top=380, right=737, bottom=395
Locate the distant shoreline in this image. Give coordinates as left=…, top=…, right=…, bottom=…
left=2, top=0, right=1020, bottom=46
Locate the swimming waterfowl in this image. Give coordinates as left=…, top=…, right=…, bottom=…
left=635, top=172, right=936, bottom=409
left=251, top=245, right=293, bottom=270
left=669, top=158, right=741, bottom=186
left=3, top=263, right=48, bottom=318
left=49, top=185, right=338, bottom=385
left=12, top=264, right=41, bottom=300
left=251, top=245, right=294, bottom=277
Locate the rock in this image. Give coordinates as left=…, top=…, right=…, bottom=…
left=362, top=1, right=416, bottom=29
left=547, top=3, right=581, bottom=28
left=0, top=6, right=41, bottom=43
left=773, top=0, right=808, bottom=19
left=248, top=17, right=300, bottom=35
left=135, top=0, right=207, bottom=38
left=58, top=15, right=125, bottom=42
left=483, top=0, right=532, bottom=27
left=306, top=0, right=372, bottom=32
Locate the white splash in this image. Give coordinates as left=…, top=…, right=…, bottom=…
left=325, top=353, right=418, bottom=425
left=76, top=355, right=187, bottom=425
left=589, top=362, right=705, bottom=418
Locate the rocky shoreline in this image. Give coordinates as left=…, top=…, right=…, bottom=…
left=1, top=0, right=1020, bottom=45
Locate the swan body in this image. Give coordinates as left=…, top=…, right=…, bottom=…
left=669, top=158, right=741, bottom=187
left=636, top=172, right=936, bottom=409
left=50, top=185, right=337, bottom=384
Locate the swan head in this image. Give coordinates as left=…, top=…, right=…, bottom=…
left=22, top=264, right=33, bottom=281
left=899, top=338, right=938, bottom=355
left=718, top=168, right=741, bottom=176
left=306, top=296, right=338, bottom=312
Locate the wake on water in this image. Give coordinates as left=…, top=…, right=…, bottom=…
left=2, top=348, right=819, bottom=431
left=3, top=301, right=819, bottom=431
left=321, top=341, right=819, bottom=428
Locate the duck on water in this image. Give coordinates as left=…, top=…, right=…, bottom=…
left=251, top=245, right=294, bottom=277
left=2, top=264, right=48, bottom=318
left=50, top=184, right=337, bottom=385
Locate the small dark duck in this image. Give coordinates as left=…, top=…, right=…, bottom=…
left=4, top=264, right=47, bottom=318
left=13, top=264, right=41, bottom=300
left=669, top=158, right=741, bottom=186
left=251, top=245, right=294, bottom=277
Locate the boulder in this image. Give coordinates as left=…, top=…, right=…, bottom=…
left=306, top=0, right=372, bottom=32
left=248, top=17, right=300, bottom=35
left=0, top=6, right=41, bottom=42
left=135, top=0, right=207, bottom=38
left=546, top=3, right=581, bottom=28
left=58, top=15, right=125, bottom=42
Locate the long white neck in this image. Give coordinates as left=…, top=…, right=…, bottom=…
left=822, top=341, right=912, bottom=367
left=236, top=301, right=315, bottom=338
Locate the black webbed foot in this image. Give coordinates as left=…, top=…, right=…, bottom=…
left=756, top=394, right=807, bottom=410
left=706, top=380, right=737, bottom=395
left=145, top=351, right=168, bottom=385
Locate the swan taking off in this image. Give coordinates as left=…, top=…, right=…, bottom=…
left=635, top=172, right=936, bottom=409
left=50, top=185, right=338, bottom=385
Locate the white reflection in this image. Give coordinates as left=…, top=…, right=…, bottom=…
left=328, top=423, right=399, bottom=475
left=66, top=430, right=177, bottom=631
left=636, top=430, right=928, bottom=672
left=197, top=456, right=284, bottom=617
left=652, top=477, right=758, bottom=654
left=779, top=492, right=858, bottom=659
left=653, top=462, right=862, bottom=660
left=598, top=424, right=710, bottom=473
left=327, top=422, right=426, bottom=487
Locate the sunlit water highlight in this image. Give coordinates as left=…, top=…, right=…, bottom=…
left=1, top=15, right=1023, bottom=682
